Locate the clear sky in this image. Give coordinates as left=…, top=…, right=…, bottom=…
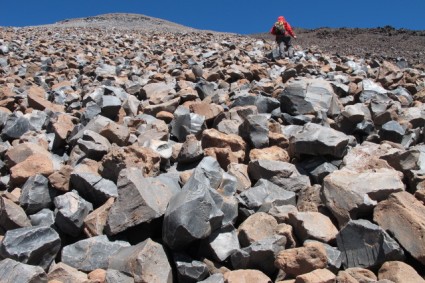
left=1, top=0, right=424, bottom=34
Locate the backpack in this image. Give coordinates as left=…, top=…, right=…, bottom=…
left=274, top=21, right=286, bottom=35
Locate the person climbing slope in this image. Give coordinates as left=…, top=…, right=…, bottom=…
left=270, top=16, right=297, bottom=59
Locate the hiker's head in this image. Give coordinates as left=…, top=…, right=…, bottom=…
left=277, top=16, right=285, bottom=23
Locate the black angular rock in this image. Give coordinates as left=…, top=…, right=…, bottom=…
left=19, top=174, right=56, bottom=214
left=0, top=258, right=47, bottom=283
left=108, top=238, right=173, bottom=283
left=231, top=235, right=286, bottom=277
left=174, top=253, right=210, bottom=283
left=170, top=107, right=206, bottom=142
left=54, top=191, right=93, bottom=237
left=200, top=225, right=240, bottom=262
left=239, top=179, right=296, bottom=212
left=239, top=114, right=269, bottom=148
left=76, top=130, right=111, bottom=160
left=0, top=196, right=31, bottom=231
left=106, top=168, right=179, bottom=235
left=231, top=95, right=280, bottom=114
left=379, top=120, right=405, bottom=143
left=100, top=95, right=122, bottom=120
left=29, top=208, right=55, bottom=227
left=163, top=157, right=224, bottom=249
left=70, top=172, right=118, bottom=207
left=61, top=235, right=130, bottom=272
left=0, top=226, right=61, bottom=270
left=195, top=79, right=216, bottom=99
left=1, top=114, right=31, bottom=140
left=336, top=219, right=405, bottom=269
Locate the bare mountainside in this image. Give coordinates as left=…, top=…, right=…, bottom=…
left=47, top=13, right=204, bottom=33
left=252, top=26, right=425, bottom=69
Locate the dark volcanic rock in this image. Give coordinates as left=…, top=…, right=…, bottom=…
left=0, top=226, right=61, bottom=270
left=0, top=258, right=47, bottom=283
left=337, top=219, right=404, bottom=269
left=19, top=174, right=56, bottom=214
left=174, top=253, right=209, bottom=283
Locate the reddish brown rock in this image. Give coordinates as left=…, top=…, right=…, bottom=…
left=99, top=144, right=161, bottom=181
left=275, top=242, right=328, bottom=277
left=10, top=154, right=54, bottom=185
left=47, top=262, right=88, bottom=283
left=295, top=268, right=336, bottom=283
left=336, top=267, right=377, bottom=283
left=201, top=128, right=247, bottom=162
left=238, top=212, right=278, bottom=247
left=51, top=113, right=75, bottom=146
left=374, top=191, right=425, bottom=265
left=48, top=165, right=73, bottom=192
left=5, top=142, right=51, bottom=168
left=227, top=163, right=251, bottom=192
left=84, top=198, right=115, bottom=237
left=27, top=85, right=65, bottom=112
left=190, top=102, right=224, bottom=122
left=288, top=211, right=338, bottom=243
left=88, top=269, right=106, bottom=283
left=204, top=147, right=239, bottom=170
left=249, top=146, right=290, bottom=162
left=99, top=121, right=130, bottom=146
left=224, top=269, right=272, bottom=283
left=378, top=261, right=425, bottom=283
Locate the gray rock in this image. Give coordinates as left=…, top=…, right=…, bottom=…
left=100, top=95, right=123, bottom=120
left=0, top=226, right=61, bottom=270
left=19, top=174, right=56, bottom=214
left=231, top=235, right=286, bottom=277
left=80, top=101, right=101, bottom=125
left=77, top=130, right=111, bottom=160
left=54, top=191, right=93, bottom=237
left=177, top=134, right=204, bottom=164
left=106, top=168, right=179, bottom=235
left=174, top=253, right=209, bottom=283
left=239, top=179, right=296, bottom=212
left=70, top=172, right=118, bottom=207
left=0, top=196, right=31, bottom=231
left=199, top=273, right=225, bottom=283
left=105, top=269, right=135, bottom=283
left=359, top=79, right=389, bottom=103
left=30, top=208, right=55, bottom=227
left=195, top=80, right=216, bottom=100
left=322, top=168, right=405, bottom=226
left=1, top=114, right=31, bottom=140
left=0, top=258, right=47, bottom=283
left=379, top=120, right=405, bottom=143
left=305, top=240, right=342, bottom=272
left=239, top=114, right=269, bottom=148
left=280, top=78, right=342, bottom=117
left=248, top=159, right=311, bottom=193
left=108, top=238, right=172, bottom=283
left=163, top=158, right=224, bottom=249
left=61, top=235, right=130, bottom=272
left=68, top=115, right=112, bottom=145
left=170, top=111, right=206, bottom=142
left=288, top=123, right=350, bottom=158
left=231, top=95, right=280, bottom=114
left=200, top=225, right=240, bottom=262
left=337, top=219, right=404, bottom=268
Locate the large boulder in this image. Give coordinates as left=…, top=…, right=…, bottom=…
left=0, top=258, right=47, bottom=283
left=336, top=219, right=404, bottom=269
left=0, top=226, right=61, bottom=270
left=162, top=157, right=224, bottom=249
left=106, top=168, right=180, bottom=235
left=322, top=168, right=404, bottom=226
left=61, top=235, right=130, bottom=272
left=374, top=191, right=425, bottom=265
left=280, top=78, right=342, bottom=117
left=288, top=123, right=350, bottom=158
left=108, top=238, right=172, bottom=283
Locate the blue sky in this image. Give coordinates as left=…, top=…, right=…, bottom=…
left=1, top=0, right=424, bottom=34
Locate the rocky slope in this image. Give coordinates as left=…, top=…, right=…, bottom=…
left=253, top=26, right=425, bottom=69
left=0, top=13, right=425, bottom=283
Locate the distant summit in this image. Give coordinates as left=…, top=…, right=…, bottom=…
left=50, top=13, right=199, bottom=33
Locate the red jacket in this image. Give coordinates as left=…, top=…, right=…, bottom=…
left=270, top=19, right=296, bottom=38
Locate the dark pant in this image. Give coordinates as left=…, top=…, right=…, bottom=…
left=276, top=35, right=293, bottom=58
